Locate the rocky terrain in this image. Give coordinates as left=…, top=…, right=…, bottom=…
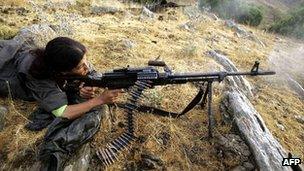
left=0, top=0, right=303, bottom=170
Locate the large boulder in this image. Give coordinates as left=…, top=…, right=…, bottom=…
left=13, top=24, right=57, bottom=48
left=221, top=88, right=292, bottom=171
left=139, top=7, right=156, bottom=21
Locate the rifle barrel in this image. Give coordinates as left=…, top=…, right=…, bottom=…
left=169, top=71, right=276, bottom=78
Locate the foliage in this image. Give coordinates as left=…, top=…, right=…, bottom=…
left=269, top=6, right=304, bottom=39
left=237, top=6, right=263, bottom=26
left=199, top=0, right=264, bottom=26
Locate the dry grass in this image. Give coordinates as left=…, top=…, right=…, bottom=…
left=0, top=0, right=27, bottom=6
left=0, top=0, right=303, bottom=170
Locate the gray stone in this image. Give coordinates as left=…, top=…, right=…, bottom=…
left=140, top=153, right=163, bottom=170
left=63, top=144, right=91, bottom=171
left=183, top=6, right=201, bottom=19
left=225, top=20, right=265, bottom=47
left=287, top=76, right=304, bottom=100
left=91, top=6, right=119, bottom=15
left=0, top=106, right=8, bottom=131
left=276, top=123, right=285, bottom=131
left=139, top=7, right=155, bottom=21
left=221, top=89, right=292, bottom=171
left=45, top=0, right=76, bottom=9
left=232, top=166, right=246, bottom=171
left=179, top=22, right=194, bottom=32
left=13, top=24, right=57, bottom=48
left=295, top=115, right=304, bottom=124
left=121, top=39, right=136, bottom=49
left=207, top=50, right=254, bottom=99
left=225, top=20, right=248, bottom=36
left=243, top=162, right=255, bottom=170
left=216, top=134, right=251, bottom=162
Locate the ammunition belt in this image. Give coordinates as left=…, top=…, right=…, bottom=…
left=96, top=80, right=152, bottom=166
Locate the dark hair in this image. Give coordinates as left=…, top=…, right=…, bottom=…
left=29, top=37, right=87, bottom=79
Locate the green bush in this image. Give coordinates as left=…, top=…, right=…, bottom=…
left=237, top=6, right=263, bottom=26
left=269, top=6, right=304, bottom=39
left=199, top=0, right=264, bottom=26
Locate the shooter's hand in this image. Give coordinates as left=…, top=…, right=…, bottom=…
left=95, top=89, right=124, bottom=104
left=79, top=84, right=98, bottom=99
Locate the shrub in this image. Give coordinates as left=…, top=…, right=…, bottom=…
left=199, top=0, right=264, bottom=26
left=269, top=6, right=304, bottom=39
left=237, top=6, right=263, bottom=26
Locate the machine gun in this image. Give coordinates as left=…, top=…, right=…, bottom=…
left=61, top=60, right=275, bottom=167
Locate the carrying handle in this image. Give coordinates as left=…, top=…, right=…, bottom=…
left=148, top=60, right=166, bottom=66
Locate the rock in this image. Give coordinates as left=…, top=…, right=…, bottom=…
left=45, top=0, right=76, bottom=9
left=225, top=20, right=265, bottom=47
left=139, top=7, right=155, bottom=21
left=125, top=161, right=137, bottom=171
left=63, top=144, right=91, bottom=171
left=232, top=165, right=246, bottom=171
left=276, top=123, right=285, bottom=131
left=208, top=13, right=219, bottom=20
left=216, top=134, right=251, bottom=163
left=13, top=24, right=57, bottom=48
left=139, top=153, right=163, bottom=170
left=295, top=115, right=304, bottom=124
left=207, top=50, right=254, bottom=99
left=287, top=76, right=304, bottom=100
left=156, top=131, right=170, bottom=146
left=121, top=39, right=136, bottom=49
left=225, top=20, right=248, bottom=36
left=243, top=162, right=255, bottom=170
left=179, top=22, right=194, bottom=32
left=0, top=106, right=8, bottom=131
left=183, top=6, right=201, bottom=19
left=185, top=146, right=207, bottom=166
left=91, top=6, right=119, bottom=15
left=221, top=89, right=291, bottom=171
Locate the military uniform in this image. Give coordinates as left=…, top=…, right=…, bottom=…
left=0, top=39, right=105, bottom=170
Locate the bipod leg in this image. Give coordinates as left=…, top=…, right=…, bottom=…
left=200, top=82, right=209, bottom=109
left=207, top=81, right=215, bottom=138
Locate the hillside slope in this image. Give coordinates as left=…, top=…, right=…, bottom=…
left=0, top=0, right=303, bottom=170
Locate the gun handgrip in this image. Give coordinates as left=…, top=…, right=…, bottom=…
left=148, top=60, right=166, bottom=66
